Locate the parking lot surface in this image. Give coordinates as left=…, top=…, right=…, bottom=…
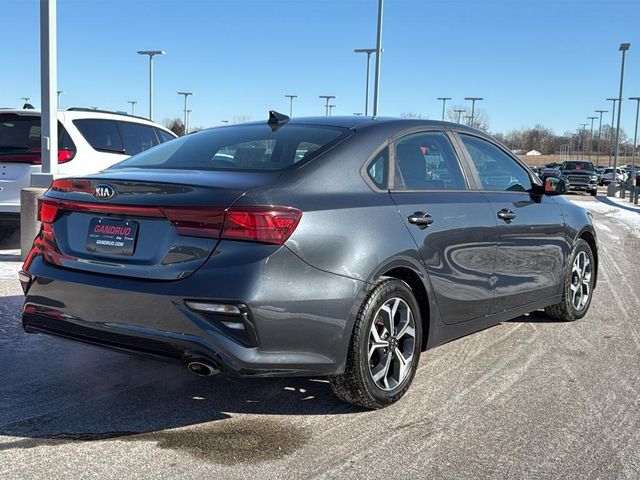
left=1, top=193, right=639, bottom=479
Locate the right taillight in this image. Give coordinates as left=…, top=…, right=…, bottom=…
left=221, top=206, right=302, bottom=245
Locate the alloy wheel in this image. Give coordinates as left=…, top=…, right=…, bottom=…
left=368, top=297, right=416, bottom=391
left=570, top=250, right=592, bottom=311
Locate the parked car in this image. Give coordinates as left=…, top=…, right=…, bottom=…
left=601, top=167, right=626, bottom=185
left=20, top=114, right=598, bottom=409
left=0, top=108, right=177, bottom=239
left=560, top=160, right=598, bottom=196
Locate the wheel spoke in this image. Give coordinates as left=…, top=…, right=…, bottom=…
left=396, top=310, right=415, bottom=340
left=368, top=325, right=389, bottom=360
left=394, top=348, right=413, bottom=382
left=372, top=352, right=392, bottom=384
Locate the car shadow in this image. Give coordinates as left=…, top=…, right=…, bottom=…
left=507, top=310, right=566, bottom=323
left=0, top=294, right=360, bottom=455
left=596, top=194, right=640, bottom=214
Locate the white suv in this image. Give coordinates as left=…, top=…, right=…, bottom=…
left=0, top=108, right=177, bottom=238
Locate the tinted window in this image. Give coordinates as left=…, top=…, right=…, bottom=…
left=111, top=124, right=348, bottom=171
left=117, top=121, right=159, bottom=155
left=460, top=134, right=532, bottom=192
left=367, top=149, right=387, bottom=188
left=74, top=119, right=124, bottom=153
left=563, top=161, right=594, bottom=171
left=155, top=128, right=175, bottom=143
left=394, top=132, right=466, bottom=190
left=0, top=114, right=75, bottom=152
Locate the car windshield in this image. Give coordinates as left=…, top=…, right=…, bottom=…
left=110, top=124, right=349, bottom=171
left=563, top=162, right=594, bottom=171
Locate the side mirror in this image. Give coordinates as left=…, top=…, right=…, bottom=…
left=543, top=176, right=567, bottom=196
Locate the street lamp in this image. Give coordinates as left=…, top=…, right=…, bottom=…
left=137, top=50, right=165, bottom=120
left=587, top=116, right=598, bottom=162
left=328, top=104, right=336, bottom=116
left=186, top=109, right=192, bottom=133
left=464, top=97, right=483, bottom=128
left=128, top=100, right=138, bottom=115
left=629, top=97, right=640, bottom=182
left=354, top=48, right=379, bottom=116
left=464, top=115, right=473, bottom=126
left=372, top=0, right=384, bottom=116
left=609, top=42, right=630, bottom=197
left=437, top=97, right=451, bottom=121
left=606, top=98, right=619, bottom=167
left=56, top=90, right=64, bottom=109
left=284, top=94, right=298, bottom=117
left=453, top=109, right=465, bottom=123
left=595, top=109, right=607, bottom=167
left=319, top=95, right=335, bottom=116
left=177, top=91, right=193, bottom=135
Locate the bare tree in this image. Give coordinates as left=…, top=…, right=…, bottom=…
left=399, top=112, right=427, bottom=119
left=164, top=118, right=185, bottom=136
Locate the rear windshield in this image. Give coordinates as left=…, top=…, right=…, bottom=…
left=0, top=114, right=75, bottom=152
left=563, top=161, right=594, bottom=171
left=110, top=124, right=349, bottom=171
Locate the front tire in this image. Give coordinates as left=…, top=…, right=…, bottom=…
left=545, top=239, right=595, bottom=321
left=329, top=278, right=422, bottom=409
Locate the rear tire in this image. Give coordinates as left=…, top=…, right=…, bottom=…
left=329, top=278, right=422, bottom=409
left=545, top=239, right=595, bottom=322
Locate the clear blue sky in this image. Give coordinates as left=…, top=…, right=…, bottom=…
left=2, top=0, right=639, bottom=136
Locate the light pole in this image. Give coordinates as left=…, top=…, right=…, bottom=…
left=629, top=97, right=640, bottom=182
left=177, top=91, right=193, bottom=135
left=128, top=100, right=138, bottom=115
left=587, top=116, right=598, bottom=162
left=437, top=97, right=451, bottom=121
left=56, top=90, right=64, bottom=109
left=453, top=109, right=465, bottom=123
left=464, top=115, right=473, bottom=126
left=137, top=50, right=165, bottom=120
left=284, top=94, right=298, bottom=117
left=606, top=97, right=618, bottom=167
left=319, top=95, right=335, bottom=116
left=186, top=109, right=192, bottom=134
left=595, top=109, right=607, bottom=167
left=372, top=0, right=384, bottom=116
left=354, top=48, right=377, bottom=116
left=610, top=43, right=630, bottom=196
left=464, top=97, right=483, bottom=128
left=328, top=104, right=336, bottom=116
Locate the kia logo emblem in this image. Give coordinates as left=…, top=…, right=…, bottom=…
left=94, top=184, right=117, bottom=200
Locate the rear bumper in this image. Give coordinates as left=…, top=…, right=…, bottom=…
left=21, top=243, right=367, bottom=377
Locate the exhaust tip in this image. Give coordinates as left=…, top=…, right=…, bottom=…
left=187, top=361, right=220, bottom=377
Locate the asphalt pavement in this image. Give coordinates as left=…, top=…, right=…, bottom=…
left=1, top=193, right=639, bottom=479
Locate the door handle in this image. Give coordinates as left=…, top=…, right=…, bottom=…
left=497, top=209, right=516, bottom=223
left=407, top=211, right=434, bottom=228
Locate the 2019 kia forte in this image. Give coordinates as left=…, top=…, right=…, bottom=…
left=20, top=113, right=598, bottom=408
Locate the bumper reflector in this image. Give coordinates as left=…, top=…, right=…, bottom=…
left=185, top=301, right=242, bottom=315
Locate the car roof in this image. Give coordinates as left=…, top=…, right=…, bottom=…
left=224, top=115, right=483, bottom=134
left=0, top=108, right=176, bottom=135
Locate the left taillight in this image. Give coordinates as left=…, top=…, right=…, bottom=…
left=37, top=198, right=60, bottom=223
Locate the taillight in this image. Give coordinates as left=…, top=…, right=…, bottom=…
left=0, top=148, right=75, bottom=164
left=37, top=198, right=59, bottom=223
left=221, top=206, right=302, bottom=245
left=163, top=207, right=225, bottom=239
left=50, top=178, right=91, bottom=193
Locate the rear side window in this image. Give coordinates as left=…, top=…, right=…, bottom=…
left=460, top=134, right=532, bottom=192
left=0, top=114, right=75, bottom=152
left=116, top=121, right=158, bottom=155
left=155, top=128, right=175, bottom=143
left=367, top=149, right=388, bottom=188
left=393, top=131, right=466, bottom=190
left=110, top=124, right=348, bottom=171
left=74, top=119, right=124, bottom=153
